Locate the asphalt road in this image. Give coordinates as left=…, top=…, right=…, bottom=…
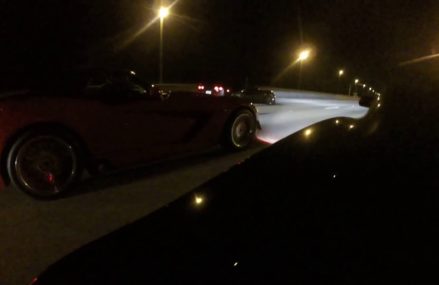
left=0, top=94, right=368, bottom=285
left=256, top=97, right=368, bottom=143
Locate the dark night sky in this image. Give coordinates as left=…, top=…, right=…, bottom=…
left=0, top=0, right=438, bottom=91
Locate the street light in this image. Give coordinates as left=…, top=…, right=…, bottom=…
left=159, top=7, right=169, bottom=19
left=296, top=49, right=311, bottom=89
left=337, top=69, right=345, bottom=94
left=297, top=49, right=311, bottom=62
left=349, top=79, right=360, bottom=96
left=158, top=6, right=170, bottom=83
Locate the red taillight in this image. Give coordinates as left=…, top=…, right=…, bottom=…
left=29, top=277, right=38, bottom=285
left=214, top=86, right=219, bottom=92
left=198, top=85, right=205, bottom=90
left=47, top=173, right=55, bottom=184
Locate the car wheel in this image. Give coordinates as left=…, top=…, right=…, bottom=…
left=222, top=110, right=256, bottom=151
left=7, top=131, right=83, bottom=198
left=266, top=97, right=272, bottom=105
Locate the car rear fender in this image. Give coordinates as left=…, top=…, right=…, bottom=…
left=237, top=105, right=261, bottom=129
left=226, top=106, right=260, bottom=131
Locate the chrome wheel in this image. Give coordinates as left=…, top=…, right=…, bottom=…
left=13, top=135, right=78, bottom=197
left=230, top=112, right=255, bottom=149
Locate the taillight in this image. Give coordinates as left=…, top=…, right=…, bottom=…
left=214, top=86, right=219, bottom=92
left=198, top=85, right=205, bottom=90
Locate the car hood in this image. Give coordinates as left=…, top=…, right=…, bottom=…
left=35, top=113, right=439, bottom=284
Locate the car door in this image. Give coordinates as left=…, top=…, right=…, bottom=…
left=157, top=93, right=221, bottom=146
left=100, top=73, right=209, bottom=164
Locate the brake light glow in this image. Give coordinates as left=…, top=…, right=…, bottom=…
left=198, top=85, right=205, bottom=90
left=47, top=173, right=55, bottom=184
left=214, top=86, right=219, bottom=92
left=257, top=136, right=277, bottom=145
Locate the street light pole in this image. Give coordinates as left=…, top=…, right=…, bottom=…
left=159, top=17, right=164, bottom=84
left=349, top=79, right=359, bottom=96
left=158, top=7, right=169, bottom=84
left=297, top=49, right=310, bottom=89
left=337, top=69, right=344, bottom=94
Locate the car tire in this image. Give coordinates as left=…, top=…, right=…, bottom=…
left=6, top=130, right=83, bottom=199
left=265, top=95, right=275, bottom=105
left=266, top=97, right=272, bottom=105
left=222, top=110, right=257, bottom=151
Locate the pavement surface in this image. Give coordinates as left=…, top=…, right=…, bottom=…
left=0, top=92, right=369, bottom=285
left=256, top=96, right=368, bottom=143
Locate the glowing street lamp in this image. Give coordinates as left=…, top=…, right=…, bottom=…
left=158, top=6, right=170, bottom=83
left=337, top=69, right=345, bottom=94
left=349, top=78, right=360, bottom=96
left=297, top=49, right=311, bottom=62
left=296, top=49, right=312, bottom=89
left=159, top=7, right=169, bottom=19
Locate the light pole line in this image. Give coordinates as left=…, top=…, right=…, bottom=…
left=159, top=17, right=164, bottom=84
left=298, top=62, right=303, bottom=89
left=158, top=6, right=169, bottom=84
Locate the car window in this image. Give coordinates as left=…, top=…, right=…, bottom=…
left=109, top=72, right=148, bottom=98
left=126, top=73, right=148, bottom=95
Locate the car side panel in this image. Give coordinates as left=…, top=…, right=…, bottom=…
left=0, top=94, right=253, bottom=189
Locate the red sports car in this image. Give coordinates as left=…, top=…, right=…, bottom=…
left=0, top=69, right=259, bottom=198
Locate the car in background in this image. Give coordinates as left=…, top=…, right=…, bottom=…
left=236, top=88, right=276, bottom=104
left=197, top=83, right=231, bottom=96
left=29, top=59, right=439, bottom=284
left=0, top=68, right=259, bottom=198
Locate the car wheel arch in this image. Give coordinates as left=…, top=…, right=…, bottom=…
left=232, top=105, right=257, bottom=118
left=224, top=106, right=257, bottom=128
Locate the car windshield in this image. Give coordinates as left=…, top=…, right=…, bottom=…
left=1, top=1, right=439, bottom=285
